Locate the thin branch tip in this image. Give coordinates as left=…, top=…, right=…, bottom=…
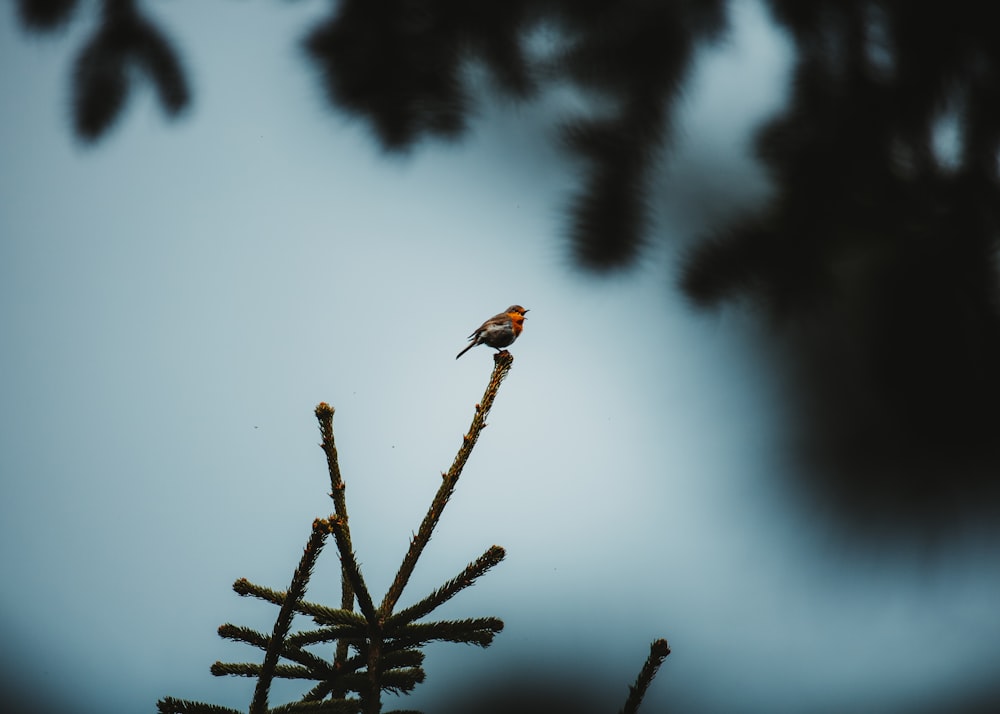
left=315, top=402, right=335, bottom=418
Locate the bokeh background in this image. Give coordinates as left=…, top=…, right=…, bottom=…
left=3, top=2, right=1000, bottom=712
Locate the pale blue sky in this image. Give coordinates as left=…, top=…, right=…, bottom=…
left=2, top=2, right=999, bottom=713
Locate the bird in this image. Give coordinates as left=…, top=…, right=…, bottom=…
left=456, top=305, right=529, bottom=359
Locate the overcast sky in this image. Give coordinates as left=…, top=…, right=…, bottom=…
left=2, top=2, right=1000, bottom=713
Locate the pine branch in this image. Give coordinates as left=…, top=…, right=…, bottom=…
left=316, top=402, right=356, bottom=669
left=324, top=515, right=378, bottom=623
left=269, top=699, right=363, bottom=714
left=162, top=357, right=514, bottom=713
left=321, top=514, right=383, bottom=714
left=294, top=601, right=368, bottom=627
left=218, top=624, right=337, bottom=674
left=232, top=577, right=285, bottom=606
left=286, top=625, right=366, bottom=648
left=316, top=403, right=348, bottom=516
left=301, top=680, right=337, bottom=704
left=618, top=638, right=671, bottom=714
left=250, top=518, right=330, bottom=714
left=386, top=545, right=506, bottom=628
left=380, top=648, right=424, bottom=670
left=217, top=624, right=270, bottom=650
left=231, top=579, right=366, bottom=634
left=384, top=617, right=503, bottom=649
left=378, top=667, right=425, bottom=695
left=364, top=636, right=383, bottom=713
left=209, top=662, right=261, bottom=678
left=298, top=647, right=423, bottom=703
left=381, top=352, right=514, bottom=616
left=157, top=698, right=243, bottom=714
left=211, top=662, right=320, bottom=680
left=300, top=672, right=369, bottom=703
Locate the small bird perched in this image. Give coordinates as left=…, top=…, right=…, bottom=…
left=456, top=305, right=529, bottom=359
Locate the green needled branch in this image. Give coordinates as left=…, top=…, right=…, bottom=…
left=159, top=348, right=678, bottom=714
left=380, top=351, right=514, bottom=616
left=324, top=516, right=378, bottom=624
left=157, top=698, right=243, bottom=714
left=232, top=577, right=285, bottom=605
left=161, top=351, right=529, bottom=713
left=386, top=545, right=506, bottom=629
left=249, top=518, right=330, bottom=714
left=619, top=638, right=671, bottom=714
left=316, top=402, right=355, bottom=668
left=323, top=514, right=382, bottom=714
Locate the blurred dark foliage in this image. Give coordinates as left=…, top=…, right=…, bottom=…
left=432, top=667, right=630, bottom=714
left=684, top=0, right=1000, bottom=539
left=19, top=0, right=188, bottom=140
left=1, top=663, right=76, bottom=714
left=17, top=0, right=1000, bottom=537
left=303, top=0, right=728, bottom=269
left=15, top=0, right=76, bottom=30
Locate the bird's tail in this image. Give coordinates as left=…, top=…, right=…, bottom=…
left=456, top=341, right=476, bottom=359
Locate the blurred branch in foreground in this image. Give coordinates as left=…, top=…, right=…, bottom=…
left=684, top=1, right=1000, bottom=540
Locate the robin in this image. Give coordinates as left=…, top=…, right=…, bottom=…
left=456, top=305, right=529, bottom=359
